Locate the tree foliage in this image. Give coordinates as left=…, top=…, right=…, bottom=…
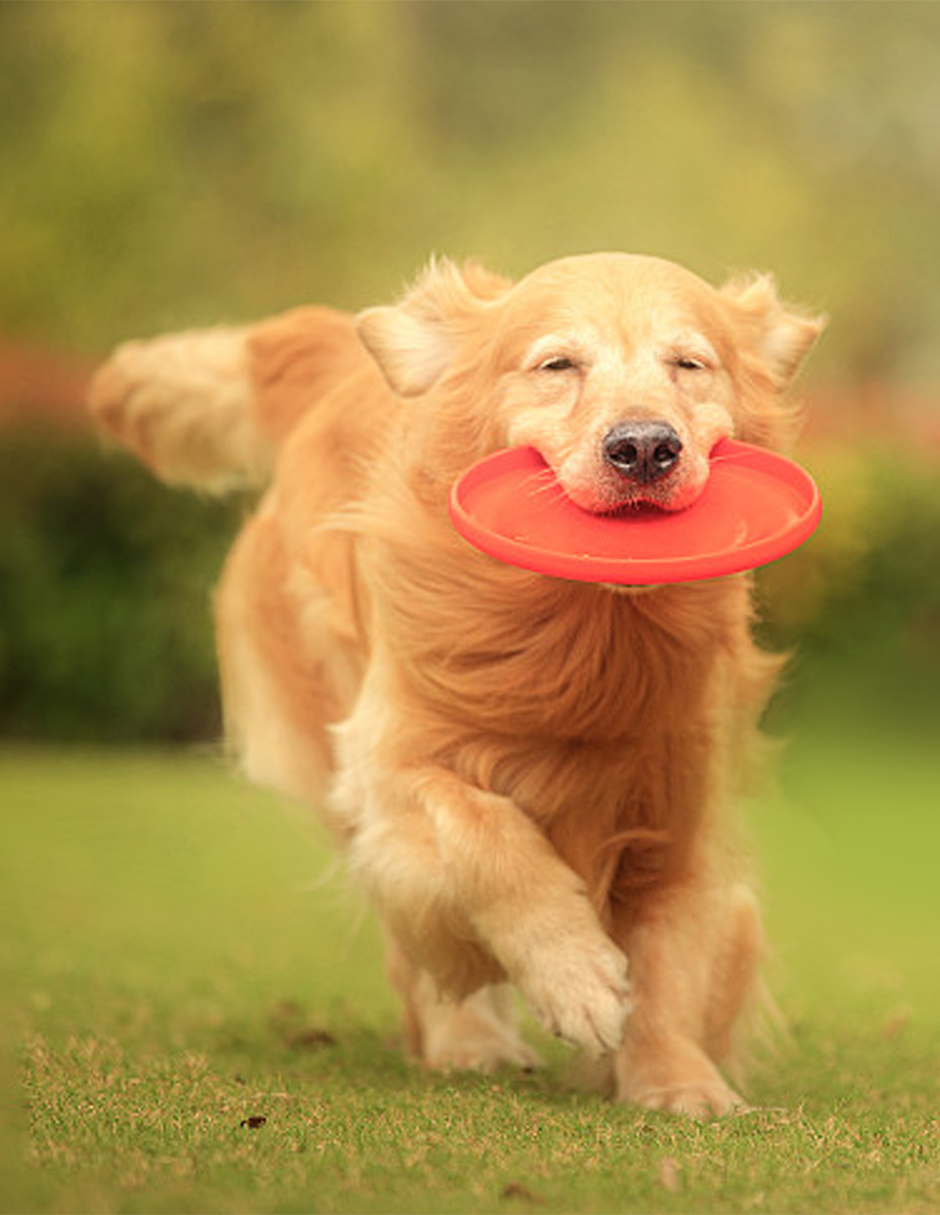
left=2, top=1, right=939, bottom=385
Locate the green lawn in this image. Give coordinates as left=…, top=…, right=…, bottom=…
left=2, top=738, right=939, bottom=1214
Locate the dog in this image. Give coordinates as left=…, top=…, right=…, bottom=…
left=90, top=252, right=823, bottom=1116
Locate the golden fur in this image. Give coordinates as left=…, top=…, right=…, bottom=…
left=90, top=252, right=823, bottom=1115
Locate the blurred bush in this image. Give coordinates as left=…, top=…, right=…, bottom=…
left=760, top=443, right=940, bottom=738
left=3, top=420, right=939, bottom=744
left=0, top=427, right=241, bottom=742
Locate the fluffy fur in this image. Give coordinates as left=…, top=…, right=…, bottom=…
left=90, top=252, right=823, bottom=1116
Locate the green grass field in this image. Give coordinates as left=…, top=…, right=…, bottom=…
left=2, top=737, right=939, bottom=1214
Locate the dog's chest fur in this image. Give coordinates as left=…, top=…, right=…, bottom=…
left=366, top=520, right=761, bottom=908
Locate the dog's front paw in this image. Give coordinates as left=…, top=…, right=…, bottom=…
left=518, top=932, right=632, bottom=1055
left=627, top=1076, right=747, bottom=1119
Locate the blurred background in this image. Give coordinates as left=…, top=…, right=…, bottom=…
left=3, top=16, right=940, bottom=1182
left=2, top=0, right=939, bottom=761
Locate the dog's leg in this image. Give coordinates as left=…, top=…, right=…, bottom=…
left=385, top=936, right=540, bottom=1074
left=703, top=882, right=764, bottom=1066
left=333, top=761, right=632, bottom=1056
left=611, top=873, right=761, bottom=1117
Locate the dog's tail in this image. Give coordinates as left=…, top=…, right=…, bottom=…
left=89, top=306, right=354, bottom=494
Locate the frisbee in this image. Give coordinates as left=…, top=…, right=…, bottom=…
left=449, top=438, right=822, bottom=584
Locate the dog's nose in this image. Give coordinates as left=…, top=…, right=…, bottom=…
left=602, top=422, right=683, bottom=484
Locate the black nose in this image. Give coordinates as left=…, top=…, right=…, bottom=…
left=602, top=421, right=683, bottom=484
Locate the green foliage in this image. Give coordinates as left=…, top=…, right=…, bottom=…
left=759, top=449, right=940, bottom=735
left=0, top=428, right=241, bottom=742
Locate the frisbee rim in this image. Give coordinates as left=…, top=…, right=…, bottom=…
left=448, top=438, right=822, bottom=584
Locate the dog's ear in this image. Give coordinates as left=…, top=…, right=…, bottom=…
left=721, top=273, right=826, bottom=388
left=357, top=258, right=510, bottom=396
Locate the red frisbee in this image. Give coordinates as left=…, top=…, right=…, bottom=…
left=449, top=438, right=821, bottom=584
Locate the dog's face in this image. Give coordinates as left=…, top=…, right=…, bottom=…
left=358, top=253, right=824, bottom=513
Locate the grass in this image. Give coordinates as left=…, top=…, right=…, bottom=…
left=2, top=736, right=940, bottom=1214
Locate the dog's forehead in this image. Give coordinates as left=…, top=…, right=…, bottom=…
left=500, top=254, right=728, bottom=347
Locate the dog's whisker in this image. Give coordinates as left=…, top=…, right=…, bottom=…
left=525, top=474, right=570, bottom=505
left=517, top=469, right=554, bottom=493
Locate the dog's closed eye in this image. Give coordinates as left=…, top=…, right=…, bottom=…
left=538, top=355, right=579, bottom=373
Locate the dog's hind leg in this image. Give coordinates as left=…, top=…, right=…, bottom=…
left=703, top=882, right=764, bottom=1067
left=612, top=870, right=755, bottom=1117
left=385, top=937, right=540, bottom=1074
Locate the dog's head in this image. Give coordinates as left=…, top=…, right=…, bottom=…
left=358, top=253, right=824, bottom=513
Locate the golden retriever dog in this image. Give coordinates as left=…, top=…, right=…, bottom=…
left=90, top=253, right=823, bottom=1116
